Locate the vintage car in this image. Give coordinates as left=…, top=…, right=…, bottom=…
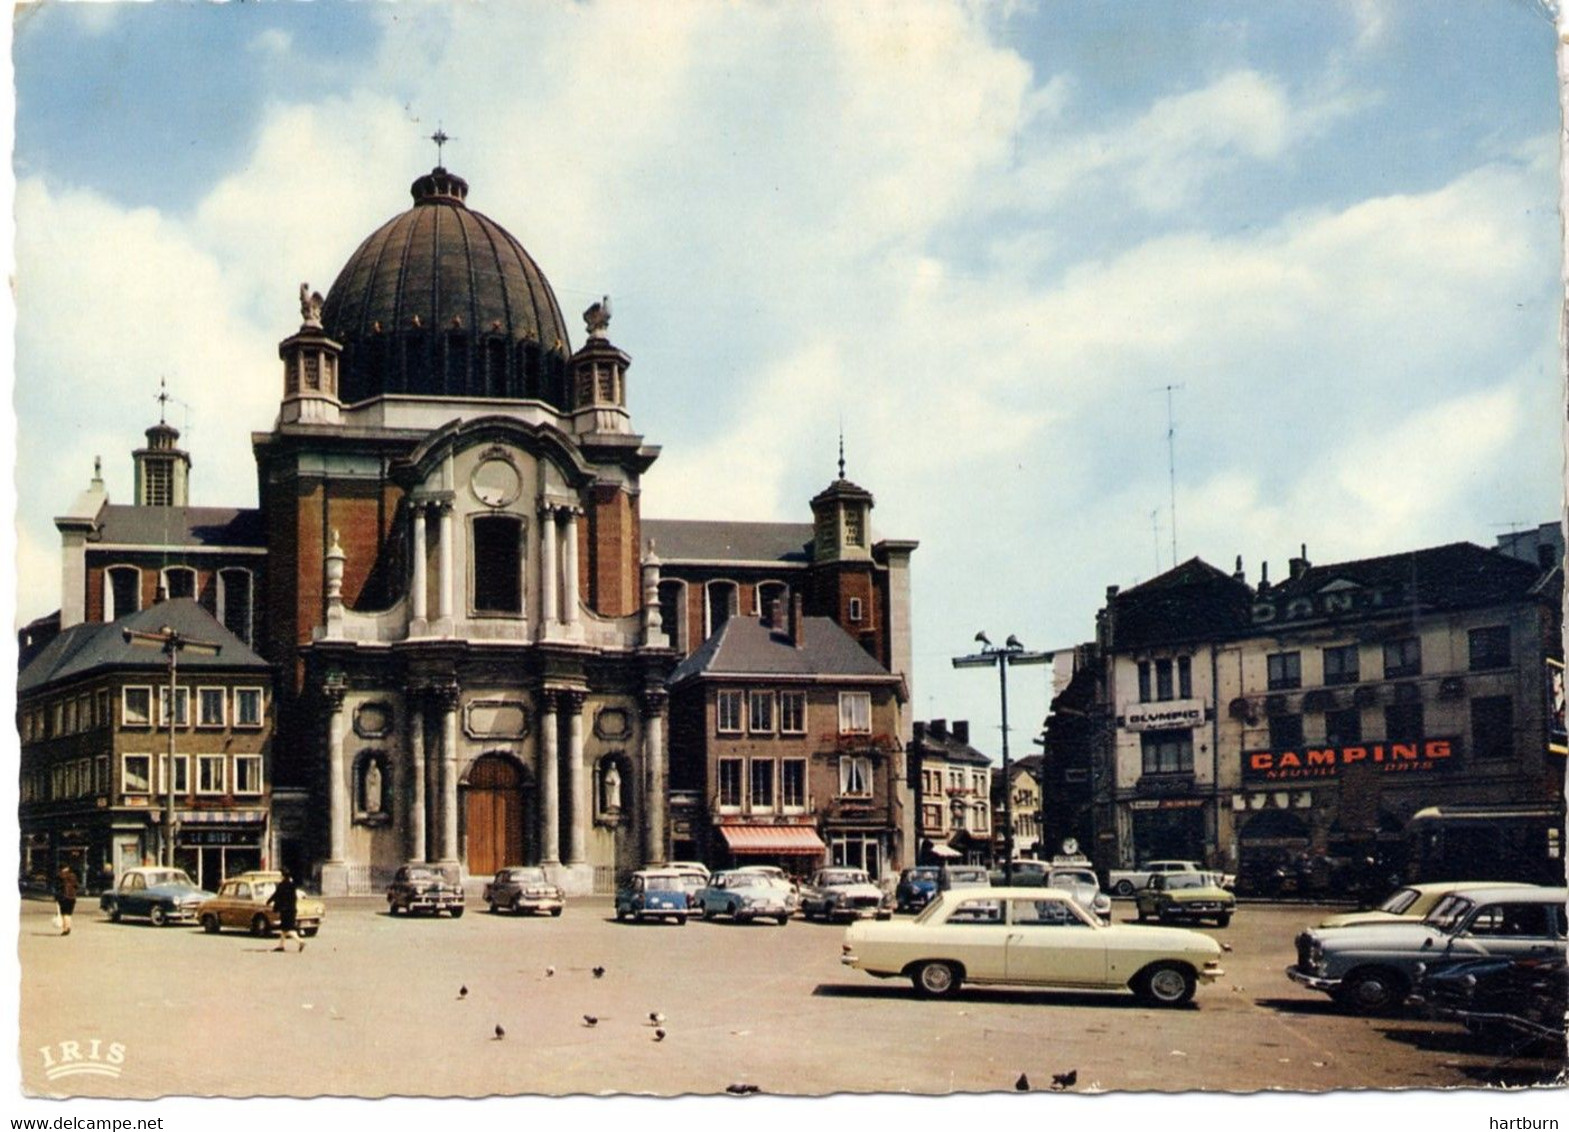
left=197, top=871, right=325, bottom=937
left=615, top=868, right=690, bottom=924
left=1287, top=885, right=1568, bottom=1014
left=987, top=859, right=1049, bottom=887
left=799, top=868, right=889, bottom=922
left=895, top=866, right=942, bottom=913
left=733, top=865, right=800, bottom=912
left=694, top=870, right=792, bottom=925
left=1135, top=872, right=1235, bottom=927
left=386, top=864, right=466, bottom=917
left=665, top=860, right=711, bottom=880
left=937, top=865, right=991, bottom=891
left=1316, top=881, right=1535, bottom=928
left=1046, top=865, right=1112, bottom=922
left=1415, top=953, right=1567, bottom=1048
left=1109, top=860, right=1235, bottom=896
left=100, top=867, right=214, bottom=926
left=841, top=886, right=1225, bottom=1005
left=483, top=866, right=565, bottom=916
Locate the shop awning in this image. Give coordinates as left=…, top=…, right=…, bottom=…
left=720, top=825, right=828, bottom=855
left=929, top=844, right=962, bottom=859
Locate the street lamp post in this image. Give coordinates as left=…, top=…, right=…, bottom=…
left=953, top=633, right=1050, bottom=886
left=123, top=625, right=221, bottom=867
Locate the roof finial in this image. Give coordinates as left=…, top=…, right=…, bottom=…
left=430, top=125, right=454, bottom=168
left=837, top=426, right=846, bottom=481
left=157, top=377, right=169, bottom=425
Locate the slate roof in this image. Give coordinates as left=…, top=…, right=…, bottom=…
left=93, top=506, right=266, bottom=549
left=1267, top=542, right=1547, bottom=614
left=1109, top=557, right=1254, bottom=650
left=912, top=723, right=992, bottom=767
left=643, top=519, right=812, bottom=566
left=669, top=614, right=896, bottom=686
left=18, top=599, right=270, bottom=694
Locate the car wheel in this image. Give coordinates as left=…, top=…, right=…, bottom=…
left=514, top=896, right=528, bottom=914
left=911, top=960, right=962, bottom=999
left=775, top=915, right=789, bottom=926
left=550, top=907, right=563, bottom=918
left=201, top=914, right=221, bottom=934
left=250, top=914, right=271, bottom=937
left=615, top=907, right=628, bottom=922
left=1215, top=914, right=1232, bottom=928
left=1136, top=962, right=1197, bottom=1007
left=1336, top=968, right=1406, bottom=1015
left=302, top=926, right=319, bottom=938
left=108, top=907, right=122, bottom=923
left=450, top=907, right=464, bottom=919
left=676, top=915, right=688, bottom=926
left=488, top=900, right=500, bottom=914
left=1135, top=905, right=1148, bottom=922
left=1115, top=880, right=1136, bottom=897
left=148, top=906, right=169, bottom=928
left=702, top=905, right=715, bottom=921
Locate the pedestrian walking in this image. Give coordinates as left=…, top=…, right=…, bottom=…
left=53, top=866, right=78, bottom=936
left=267, top=870, right=306, bottom=953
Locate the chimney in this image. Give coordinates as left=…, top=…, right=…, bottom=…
left=1258, top=561, right=1270, bottom=593
left=953, top=720, right=970, bottom=745
left=1233, top=554, right=1245, bottom=583
left=789, top=593, right=805, bottom=648
left=154, top=582, right=168, bottom=604
left=930, top=718, right=948, bottom=740
left=1289, top=543, right=1310, bottom=581
left=765, top=598, right=781, bottom=630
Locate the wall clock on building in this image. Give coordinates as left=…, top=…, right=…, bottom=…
left=471, top=455, right=522, bottom=509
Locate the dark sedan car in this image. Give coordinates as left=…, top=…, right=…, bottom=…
left=386, top=865, right=466, bottom=917
left=100, top=867, right=214, bottom=926
left=483, top=866, right=564, bottom=916
left=895, top=866, right=941, bottom=913
left=1417, top=953, right=1567, bottom=1047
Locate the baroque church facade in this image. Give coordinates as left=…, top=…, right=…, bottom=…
left=38, top=164, right=916, bottom=895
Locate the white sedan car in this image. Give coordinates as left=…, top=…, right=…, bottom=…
left=841, top=887, right=1224, bottom=1006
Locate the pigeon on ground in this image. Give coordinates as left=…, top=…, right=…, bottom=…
left=1051, top=1069, right=1077, bottom=1091
left=546, top=966, right=556, bottom=977
left=653, top=1028, right=666, bottom=1042
left=649, top=1011, right=665, bottom=1025
left=1221, top=942, right=1234, bottom=952
left=725, top=1083, right=761, bottom=1095
left=459, top=985, right=468, bottom=999
left=592, top=966, right=606, bottom=979
left=583, top=1015, right=599, bottom=1027
left=1014, top=1073, right=1030, bottom=1092
left=493, top=1024, right=505, bottom=1040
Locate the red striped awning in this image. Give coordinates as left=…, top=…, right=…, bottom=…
left=719, top=825, right=828, bottom=855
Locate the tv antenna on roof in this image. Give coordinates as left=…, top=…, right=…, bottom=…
left=1153, top=383, right=1184, bottom=565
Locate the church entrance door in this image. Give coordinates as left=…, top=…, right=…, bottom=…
left=464, top=754, right=527, bottom=875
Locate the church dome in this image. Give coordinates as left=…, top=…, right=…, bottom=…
left=321, top=168, right=572, bottom=408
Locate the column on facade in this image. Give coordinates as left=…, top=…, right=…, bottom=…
left=538, top=691, right=561, bottom=864
left=436, top=501, right=454, bottom=623
left=407, top=687, right=427, bottom=862
left=324, top=681, right=348, bottom=864
left=641, top=691, right=668, bottom=865
left=538, top=506, right=558, bottom=634
left=410, top=502, right=428, bottom=625
left=561, top=509, right=581, bottom=631
left=565, top=691, right=587, bottom=865
left=435, top=682, right=460, bottom=863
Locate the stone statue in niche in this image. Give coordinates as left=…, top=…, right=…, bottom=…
left=363, top=759, right=383, bottom=814
left=601, top=762, right=622, bottom=814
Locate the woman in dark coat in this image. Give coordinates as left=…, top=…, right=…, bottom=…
left=267, top=870, right=305, bottom=952
left=53, top=867, right=78, bottom=936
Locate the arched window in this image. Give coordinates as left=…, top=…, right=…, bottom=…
left=471, top=515, right=525, bottom=615
left=706, top=580, right=738, bottom=639
left=657, top=580, right=686, bottom=653
left=106, top=566, right=141, bottom=620
left=218, top=568, right=253, bottom=644
left=163, top=566, right=197, bottom=601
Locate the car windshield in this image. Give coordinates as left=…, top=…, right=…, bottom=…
left=949, top=869, right=987, bottom=883
left=1050, top=870, right=1096, bottom=888
left=1377, top=887, right=1421, bottom=915
left=905, top=868, right=939, bottom=882
left=1164, top=874, right=1208, bottom=891
left=821, top=871, right=869, bottom=886
left=404, top=869, right=439, bottom=881
left=1425, top=894, right=1476, bottom=934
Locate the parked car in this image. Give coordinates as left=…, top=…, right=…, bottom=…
left=895, top=866, right=942, bottom=913
left=1316, top=881, right=1536, bottom=929
left=665, top=860, right=711, bottom=880
left=386, top=864, right=465, bottom=917
left=841, top=887, right=1225, bottom=1005
left=694, top=870, right=792, bottom=925
left=733, top=865, right=800, bottom=912
left=1135, top=872, right=1236, bottom=927
left=668, top=867, right=709, bottom=911
left=100, top=867, right=214, bottom=927
left=483, top=866, right=565, bottom=916
left=1046, top=866, right=1113, bottom=921
left=1287, top=885, right=1568, bottom=1014
left=615, top=868, right=690, bottom=924
left=1109, top=860, right=1234, bottom=896
left=987, top=859, right=1049, bottom=887
left=1415, top=953, right=1568, bottom=1048
left=937, top=865, right=990, bottom=891
left=799, top=868, right=889, bottom=922
left=197, top=871, right=325, bottom=937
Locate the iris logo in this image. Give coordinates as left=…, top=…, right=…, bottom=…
left=38, top=1039, right=126, bottom=1080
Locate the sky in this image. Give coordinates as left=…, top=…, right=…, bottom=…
left=3, top=0, right=1566, bottom=1124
